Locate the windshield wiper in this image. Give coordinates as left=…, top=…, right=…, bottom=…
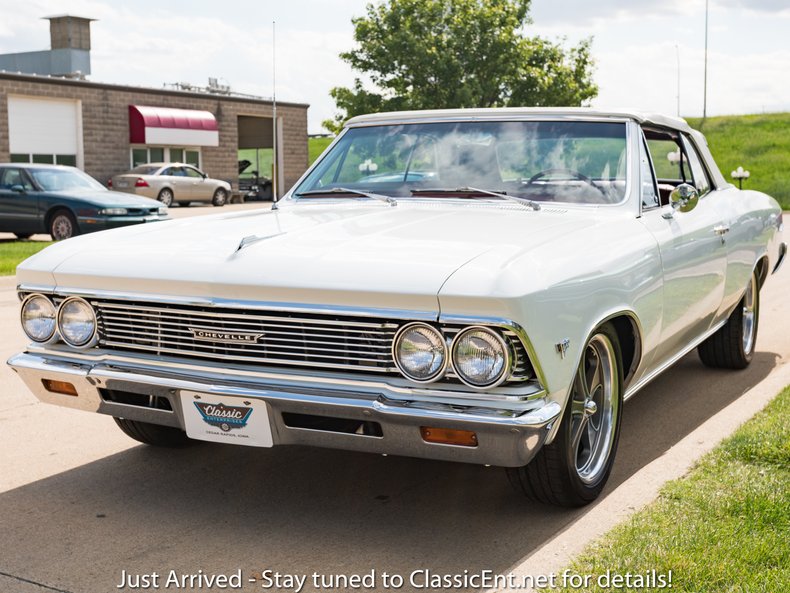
left=410, top=187, right=540, bottom=211
left=296, top=187, right=397, bottom=207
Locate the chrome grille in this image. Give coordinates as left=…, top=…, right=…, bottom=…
left=94, top=301, right=399, bottom=373
left=90, top=299, right=532, bottom=382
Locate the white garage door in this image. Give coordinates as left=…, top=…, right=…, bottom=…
left=8, top=96, right=83, bottom=167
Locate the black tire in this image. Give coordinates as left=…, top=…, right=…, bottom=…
left=212, top=188, right=228, bottom=207
left=113, top=418, right=193, bottom=447
left=14, top=233, right=33, bottom=240
left=507, top=323, right=624, bottom=506
left=157, top=188, right=174, bottom=207
left=48, top=210, right=79, bottom=241
left=698, top=272, right=759, bottom=369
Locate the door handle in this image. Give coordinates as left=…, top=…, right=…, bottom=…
left=713, top=225, right=730, bottom=236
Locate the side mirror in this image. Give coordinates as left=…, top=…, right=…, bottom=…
left=10, top=184, right=26, bottom=194
left=663, top=183, right=699, bottom=218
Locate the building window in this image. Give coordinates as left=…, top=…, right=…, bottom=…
left=10, top=153, right=77, bottom=166
left=130, top=147, right=201, bottom=168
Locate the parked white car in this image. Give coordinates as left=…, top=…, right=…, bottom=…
left=110, top=163, right=231, bottom=207
left=8, top=108, right=785, bottom=506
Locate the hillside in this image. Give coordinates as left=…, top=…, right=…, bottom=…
left=688, top=113, right=790, bottom=209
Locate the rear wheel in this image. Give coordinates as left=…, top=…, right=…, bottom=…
left=507, top=323, right=623, bottom=506
left=212, top=188, right=228, bottom=206
left=157, top=188, right=174, bottom=207
left=698, top=271, right=759, bottom=369
left=49, top=210, right=79, bottom=241
left=114, top=418, right=193, bottom=447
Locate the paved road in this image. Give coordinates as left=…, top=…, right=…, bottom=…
left=0, top=257, right=788, bottom=593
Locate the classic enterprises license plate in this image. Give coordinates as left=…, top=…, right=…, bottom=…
left=180, top=391, right=273, bottom=447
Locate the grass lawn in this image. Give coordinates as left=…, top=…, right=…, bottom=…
left=544, top=385, right=789, bottom=593
left=688, top=113, right=790, bottom=210
left=0, top=241, right=53, bottom=276
left=308, top=136, right=333, bottom=164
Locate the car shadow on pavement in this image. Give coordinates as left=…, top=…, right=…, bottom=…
left=0, top=351, right=779, bottom=593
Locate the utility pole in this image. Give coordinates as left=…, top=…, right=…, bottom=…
left=703, top=0, right=709, bottom=121
left=272, top=20, right=278, bottom=205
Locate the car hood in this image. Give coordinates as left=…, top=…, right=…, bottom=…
left=47, top=189, right=162, bottom=208
left=18, top=202, right=592, bottom=314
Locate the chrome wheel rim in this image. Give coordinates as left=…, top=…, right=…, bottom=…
left=215, top=190, right=226, bottom=205
left=52, top=215, right=72, bottom=240
left=159, top=190, right=173, bottom=206
left=570, top=334, right=619, bottom=485
left=742, top=275, right=757, bottom=355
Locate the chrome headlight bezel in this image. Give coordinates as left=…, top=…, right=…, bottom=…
left=56, top=297, right=98, bottom=348
left=392, top=322, right=448, bottom=383
left=451, top=326, right=512, bottom=389
left=20, top=293, right=58, bottom=343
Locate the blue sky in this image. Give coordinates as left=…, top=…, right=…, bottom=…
left=1, top=0, right=788, bottom=133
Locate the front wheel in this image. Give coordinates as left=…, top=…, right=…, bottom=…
left=49, top=210, right=79, bottom=241
left=698, top=271, right=759, bottom=369
left=212, top=188, right=228, bottom=206
left=114, top=418, right=193, bottom=447
left=506, top=323, right=623, bottom=506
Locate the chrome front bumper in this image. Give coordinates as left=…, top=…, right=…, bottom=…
left=7, top=351, right=560, bottom=467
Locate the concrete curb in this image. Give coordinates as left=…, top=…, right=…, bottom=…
left=490, top=358, right=790, bottom=592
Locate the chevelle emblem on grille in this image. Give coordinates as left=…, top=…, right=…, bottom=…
left=188, top=328, right=264, bottom=344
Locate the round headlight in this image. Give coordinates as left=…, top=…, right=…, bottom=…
left=452, top=327, right=510, bottom=388
left=393, top=323, right=447, bottom=382
left=57, top=297, right=96, bottom=347
left=21, top=294, right=57, bottom=342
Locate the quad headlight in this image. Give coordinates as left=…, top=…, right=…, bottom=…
left=392, top=323, right=447, bottom=382
left=451, top=327, right=510, bottom=388
left=57, top=297, right=97, bottom=347
left=20, top=294, right=57, bottom=342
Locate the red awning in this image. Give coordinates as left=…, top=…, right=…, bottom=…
left=129, top=105, right=219, bottom=146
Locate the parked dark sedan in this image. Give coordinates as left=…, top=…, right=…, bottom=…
left=0, top=164, right=169, bottom=240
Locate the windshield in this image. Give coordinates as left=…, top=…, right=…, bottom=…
left=295, top=121, right=628, bottom=205
left=28, top=168, right=106, bottom=192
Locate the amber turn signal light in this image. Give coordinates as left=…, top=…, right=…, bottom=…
left=42, top=379, right=78, bottom=396
left=420, top=426, right=478, bottom=447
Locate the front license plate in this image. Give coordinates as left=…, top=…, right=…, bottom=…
left=180, top=391, right=273, bottom=447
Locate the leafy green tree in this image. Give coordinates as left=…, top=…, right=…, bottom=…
left=323, top=0, right=598, bottom=133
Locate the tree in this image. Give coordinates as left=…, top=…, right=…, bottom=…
left=323, top=0, right=598, bottom=133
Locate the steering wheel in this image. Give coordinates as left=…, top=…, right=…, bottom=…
left=525, top=168, right=609, bottom=200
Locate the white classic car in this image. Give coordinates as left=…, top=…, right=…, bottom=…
left=8, top=108, right=786, bottom=507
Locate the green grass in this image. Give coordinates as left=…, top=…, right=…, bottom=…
left=309, top=136, right=334, bottom=164
left=543, top=386, right=790, bottom=593
left=0, top=241, right=52, bottom=276
left=688, top=113, right=790, bottom=209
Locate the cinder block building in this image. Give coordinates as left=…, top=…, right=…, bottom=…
left=0, top=16, right=309, bottom=194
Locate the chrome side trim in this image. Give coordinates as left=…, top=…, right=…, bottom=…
left=623, top=317, right=727, bottom=401
left=773, top=242, right=787, bottom=274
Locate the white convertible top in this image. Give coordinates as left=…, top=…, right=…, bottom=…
left=346, top=107, right=692, bottom=132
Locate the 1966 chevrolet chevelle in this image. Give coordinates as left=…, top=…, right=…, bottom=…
left=8, top=108, right=786, bottom=506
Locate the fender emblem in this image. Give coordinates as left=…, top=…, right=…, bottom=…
left=556, top=338, right=571, bottom=359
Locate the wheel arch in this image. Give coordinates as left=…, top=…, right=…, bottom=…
left=544, top=309, right=642, bottom=445
left=44, top=205, right=76, bottom=230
